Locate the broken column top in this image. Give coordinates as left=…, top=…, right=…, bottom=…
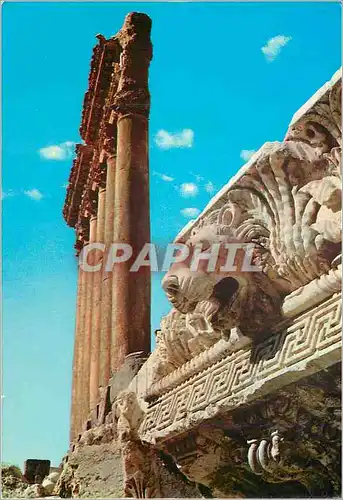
left=117, top=12, right=152, bottom=44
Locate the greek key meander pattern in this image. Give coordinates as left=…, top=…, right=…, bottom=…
left=141, top=293, right=341, bottom=438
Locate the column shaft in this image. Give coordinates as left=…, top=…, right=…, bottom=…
left=75, top=239, right=89, bottom=436
left=99, top=155, right=116, bottom=388
left=70, top=265, right=85, bottom=442
left=111, top=114, right=151, bottom=370
left=89, top=188, right=106, bottom=409
left=81, top=217, right=97, bottom=424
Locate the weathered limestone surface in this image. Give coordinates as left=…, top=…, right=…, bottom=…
left=81, top=215, right=97, bottom=424
left=99, top=148, right=117, bottom=390
left=57, top=424, right=124, bottom=498
left=57, top=391, right=203, bottom=499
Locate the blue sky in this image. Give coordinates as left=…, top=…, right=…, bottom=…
left=2, top=1, right=341, bottom=468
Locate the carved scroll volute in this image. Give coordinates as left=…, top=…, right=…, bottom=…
left=124, top=469, right=160, bottom=499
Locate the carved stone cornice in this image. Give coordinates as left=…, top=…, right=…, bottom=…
left=63, top=144, right=94, bottom=229
left=282, top=263, right=341, bottom=317
left=286, top=68, right=341, bottom=150
left=152, top=264, right=341, bottom=387
left=74, top=216, right=90, bottom=254
left=63, top=14, right=152, bottom=250
left=63, top=31, right=121, bottom=249
left=141, top=292, right=341, bottom=442
left=80, top=36, right=120, bottom=145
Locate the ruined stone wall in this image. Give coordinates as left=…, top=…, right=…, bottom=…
left=56, top=354, right=202, bottom=498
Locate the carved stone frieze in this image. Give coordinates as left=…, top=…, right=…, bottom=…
left=80, top=37, right=120, bottom=145
left=142, top=292, right=341, bottom=439
left=63, top=34, right=121, bottom=251
left=63, top=144, right=94, bottom=230
left=162, top=138, right=341, bottom=328
left=155, top=363, right=341, bottom=497
left=150, top=320, right=252, bottom=390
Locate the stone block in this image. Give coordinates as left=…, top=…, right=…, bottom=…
left=23, top=459, right=50, bottom=484
left=109, top=351, right=148, bottom=404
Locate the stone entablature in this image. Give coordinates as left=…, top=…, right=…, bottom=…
left=63, top=35, right=120, bottom=253
left=141, top=291, right=341, bottom=443
left=144, top=264, right=342, bottom=402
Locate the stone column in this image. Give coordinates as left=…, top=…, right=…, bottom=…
left=74, top=227, right=90, bottom=437
left=81, top=215, right=97, bottom=423
left=111, top=13, right=152, bottom=370
left=89, top=187, right=106, bottom=410
left=99, top=151, right=117, bottom=389
left=69, top=263, right=86, bottom=442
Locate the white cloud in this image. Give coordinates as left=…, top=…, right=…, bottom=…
left=240, top=149, right=256, bottom=161
left=39, top=141, right=76, bottom=160
left=155, top=129, right=194, bottom=149
left=24, top=189, right=44, bottom=201
left=153, top=171, right=175, bottom=182
left=205, top=181, right=216, bottom=194
left=160, top=174, right=174, bottom=182
left=189, top=171, right=204, bottom=182
left=180, top=182, right=198, bottom=197
left=261, top=35, right=292, bottom=62
left=181, top=207, right=200, bottom=218
left=1, top=190, right=15, bottom=200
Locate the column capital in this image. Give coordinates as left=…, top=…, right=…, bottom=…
left=110, top=13, right=152, bottom=118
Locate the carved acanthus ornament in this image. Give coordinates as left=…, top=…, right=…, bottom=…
left=152, top=71, right=341, bottom=381
left=115, top=391, right=160, bottom=498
